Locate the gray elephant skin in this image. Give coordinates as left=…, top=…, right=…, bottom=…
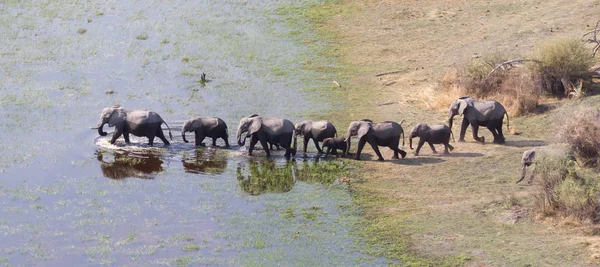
left=92, top=106, right=173, bottom=146
left=346, top=119, right=407, bottom=161
left=236, top=114, right=297, bottom=158
left=294, top=120, right=337, bottom=154
left=322, top=137, right=349, bottom=157
left=409, top=123, right=454, bottom=156
left=182, top=117, right=230, bottom=148
left=448, top=96, right=510, bottom=144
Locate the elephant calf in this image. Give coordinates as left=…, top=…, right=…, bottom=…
left=322, top=137, right=349, bottom=157
left=409, top=123, right=454, bottom=156
left=517, top=149, right=536, bottom=184
left=182, top=117, right=230, bottom=148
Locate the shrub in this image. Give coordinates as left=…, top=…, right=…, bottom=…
left=561, top=108, right=600, bottom=168
left=533, top=146, right=600, bottom=220
left=531, top=38, right=595, bottom=96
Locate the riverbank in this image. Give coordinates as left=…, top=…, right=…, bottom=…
left=308, top=0, right=600, bottom=265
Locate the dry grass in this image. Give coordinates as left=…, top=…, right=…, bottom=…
left=561, top=108, right=600, bottom=167
left=533, top=145, right=600, bottom=221
left=321, top=0, right=600, bottom=265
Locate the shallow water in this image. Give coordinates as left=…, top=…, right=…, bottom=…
left=0, top=0, right=386, bottom=266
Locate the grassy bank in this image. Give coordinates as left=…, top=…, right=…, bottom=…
left=299, top=0, right=600, bottom=266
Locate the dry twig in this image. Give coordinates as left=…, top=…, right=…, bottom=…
left=485, top=59, right=542, bottom=79
left=583, top=20, right=600, bottom=57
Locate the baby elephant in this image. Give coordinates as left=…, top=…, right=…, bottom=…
left=322, top=137, right=349, bottom=157
left=182, top=117, right=230, bottom=148
left=409, top=123, right=454, bottom=156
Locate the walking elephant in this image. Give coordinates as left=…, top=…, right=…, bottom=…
left=236, top=114, right=297, bottom=158
left=182, top=117, right=230, bottom=148
left=448, top=96, right=509, bottom=144
left=346, top=119, right=407, bottom=161
left=92, top=105, right=172, bottom=146
left=409, top=123, right=454, bottom=156
left=322, top=137, right=349, bottom=157
left=294, top=120, right=337, bottom=154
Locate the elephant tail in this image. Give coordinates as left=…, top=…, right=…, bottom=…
left=505, top=111, right=510, bottom=132
left=163, top=120, right=173, bottom=140
left=292, top=129, right=297, bottom=150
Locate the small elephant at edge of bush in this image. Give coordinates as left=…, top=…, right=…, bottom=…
left=181, top=117, right=230, bottom=148
left=409, top=123, right=454, bottom=156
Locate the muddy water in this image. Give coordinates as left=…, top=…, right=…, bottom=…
left=0, top=1, right=387, bottom=266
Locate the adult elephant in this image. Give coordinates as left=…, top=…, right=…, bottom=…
left=346, top=119, right=407, bottom=161
left=294, top=120, right=337, bottom=154
left=92, top=105, right=172, bottom=146
left=448, top=96, right=510, bottom=144
left=236, top=114, right=297, bottom=158
left=182, top=117, right=229, bottom=148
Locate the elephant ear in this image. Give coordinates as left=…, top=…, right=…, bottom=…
left=191, top=119, right=203, bottom=130
left=457, top=100, right=468, bottom=115
left=357, top=122, right=371, bottom=140
left=301, top=121, right=312, bottom=133
left=107, top=108, right=122, bottom=126
left=248, top=118, right=262, bottom=136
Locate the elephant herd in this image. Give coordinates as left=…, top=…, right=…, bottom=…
left=92, top=96, right=510, bottom=161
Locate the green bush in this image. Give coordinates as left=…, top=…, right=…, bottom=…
left=531, top=38, right=595, bottom=96
left=561, top=108, right=600, bottom=168
left=533, top=146, right=600, bottom=220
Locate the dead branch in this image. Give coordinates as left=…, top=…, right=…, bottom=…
left=583, top=20, right=600, bottom=57
left=376, top=70, right=403, bottom=77
left=485, top=59, right=542, bottom=79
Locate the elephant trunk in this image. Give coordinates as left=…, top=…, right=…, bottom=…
left=182, top=130, right=188, bottom=143
left=448, top=113, right=455, bottom=130
left=94, top=119, right=107, bottom=136
left=409, top=137, right=413, bottom=150
left=346, top=130, right=352, bottom=153
left=236, top=127, right=246, bottom=146
left=181, top=122, right=189, bottom=143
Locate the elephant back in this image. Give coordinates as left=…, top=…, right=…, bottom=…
left=372, top=121, right=403, bottom=138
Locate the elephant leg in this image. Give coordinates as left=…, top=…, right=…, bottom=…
left=471, top=124, right=484, bottom=143
left=110, top=131, right=123, bottom=145
left=303, top=136, right=310, bottom=153
left=390, top=138, right=401, bottom=159
left=195, top=132, right=206, bottom=147
left=368, top=138, right=385, bottom=161
left=354, top=137, right=367, bottom=160
left=496, top=122, right=505, bottom=144
left=324, top=147, right=331, bottom=157
left=415, top=139, right=425, bottom=156
left=147, top=133, right=156, bottom=146
left=486, top=123, right=499, bottom=143
left=458, top=117, right=469, bottom=142
left=248, top=135, right=258, bottom=156
left=123, top=132, right=131, bottom=144
left=157, top=129, right=170, bottom=146
left=312, top=138, right=323, bottom=154
left=223, top=135, right=230, bottom=148
left=446, top=142, right=454, bottom=153
left=428, top=142, right=438, bottom=154
left=258, top=136, right=271, bottom=157
left=212, top=137, right=218, bottom=147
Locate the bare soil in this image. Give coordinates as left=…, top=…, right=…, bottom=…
left=322, top=0, right=600, bottom=265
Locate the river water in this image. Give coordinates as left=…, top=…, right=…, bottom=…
left=0, top=0, right=387, bottom=266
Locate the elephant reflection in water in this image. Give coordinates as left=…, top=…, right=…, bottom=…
left=97, top=151, right=164, bottom=179
left=236, top=159, right=296, bottom=195
left=181, top=148, right=228, bottom=174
